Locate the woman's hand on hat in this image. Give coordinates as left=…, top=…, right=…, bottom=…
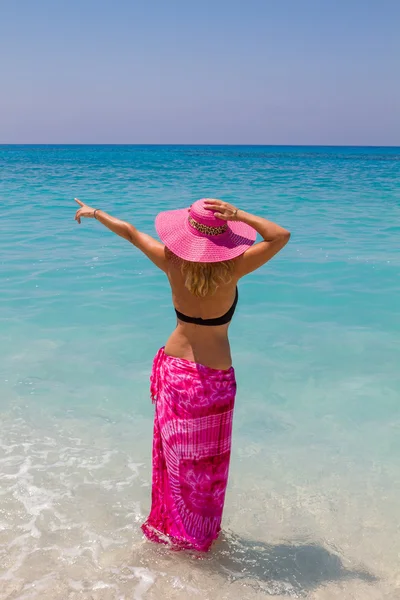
left=204, top=199, right=240, bottom=221
left=74, top=198, right=96, bottom=224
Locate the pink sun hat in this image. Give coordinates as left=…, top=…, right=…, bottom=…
left=155, top=199, right=257, bottom=263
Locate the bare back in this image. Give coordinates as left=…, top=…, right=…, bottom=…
left=74, top=198, right=290, bottom=369
left=164, top=258, right=238, bottom=370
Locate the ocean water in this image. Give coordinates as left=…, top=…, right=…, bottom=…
left=1, top=145, right=400, bottom=600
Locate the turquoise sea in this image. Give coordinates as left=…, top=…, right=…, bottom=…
left=1, top=145, right=399, bottom=600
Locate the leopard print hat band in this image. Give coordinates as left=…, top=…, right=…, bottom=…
left=188, top=216, right=228, bottom=236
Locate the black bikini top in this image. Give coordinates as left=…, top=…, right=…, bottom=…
left=174, top=287, right=238, bottom=327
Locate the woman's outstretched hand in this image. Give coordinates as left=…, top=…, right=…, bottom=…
left=74, top=198, right=96, bottom=224
left=204, top=198, right=240, bottom=221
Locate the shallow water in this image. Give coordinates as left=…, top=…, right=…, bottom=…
left=1, top=145, right=400, bottom=599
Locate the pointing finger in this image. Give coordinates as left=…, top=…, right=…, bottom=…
left=74, top=198, right=84, bottom=207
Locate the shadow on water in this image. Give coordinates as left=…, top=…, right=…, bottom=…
left=204, top=531, right=377, bottom=596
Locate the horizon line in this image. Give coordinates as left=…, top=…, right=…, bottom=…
left=0, top=143, right=399, bottom=148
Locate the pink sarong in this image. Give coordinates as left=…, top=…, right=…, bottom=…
left=141, top=347, right=236, bottom=552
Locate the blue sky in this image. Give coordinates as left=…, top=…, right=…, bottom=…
left=1, top=0, right=399, bottom=145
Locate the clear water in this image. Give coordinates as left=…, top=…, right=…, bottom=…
left=1, top=145, right=399, bottom=599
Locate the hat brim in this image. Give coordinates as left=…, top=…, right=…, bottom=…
left=155, top=208, right=257, bottom=263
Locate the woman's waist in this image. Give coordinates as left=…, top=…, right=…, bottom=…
left=164, top=328, right=232, bottom=371
left=150, top=347, right=236, bottom=413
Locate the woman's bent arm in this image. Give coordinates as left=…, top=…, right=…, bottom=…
left=234, top=209, right=290, bottom=276
left=204, top=199, right=290, bottom=277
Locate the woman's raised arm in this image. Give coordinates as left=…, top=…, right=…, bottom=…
left=74, top=199, right=167, bottom=271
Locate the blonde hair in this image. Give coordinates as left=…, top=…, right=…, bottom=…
left=166, top=249, right=235, bottom=297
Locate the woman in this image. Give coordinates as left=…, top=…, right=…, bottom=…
left=74, top=197, right=290, bottom=552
